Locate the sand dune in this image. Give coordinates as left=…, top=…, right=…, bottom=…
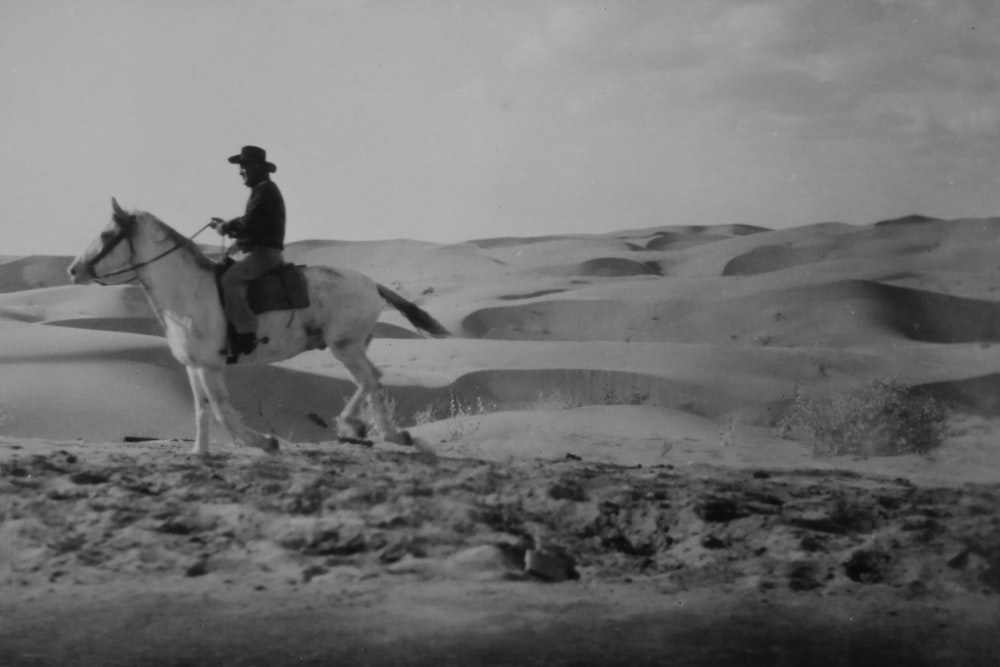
left=0, top=284, right=153, bottom=323
left=875, top=213, right=945, bottom=226
left=43, top=317, right=165, bottom=337
left=5, top=215, right=1000, bottom=444
left=459, top=277, right=1000, bottom=349
left=544, top=257, right=665, bottom=278
left=0, top=255, right=72, bottom=293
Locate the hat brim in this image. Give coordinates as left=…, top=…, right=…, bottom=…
left=227, top=155, right=277, bottom=172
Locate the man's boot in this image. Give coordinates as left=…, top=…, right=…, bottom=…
left=227, top=331, right=257, bottom=364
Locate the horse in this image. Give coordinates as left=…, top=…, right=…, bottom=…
left=68, top=198, right=449, bottom=456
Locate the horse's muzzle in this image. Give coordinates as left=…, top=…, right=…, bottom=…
left=67, top=258, right=94, bottom=285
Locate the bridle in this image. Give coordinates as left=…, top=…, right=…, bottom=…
left=89, top=218, right=214, bottom=284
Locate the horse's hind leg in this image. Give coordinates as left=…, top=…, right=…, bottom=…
left=331, top=340, right=412, bottom=446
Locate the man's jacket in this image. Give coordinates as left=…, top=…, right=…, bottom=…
left=224, top=179, right=286, bottom=251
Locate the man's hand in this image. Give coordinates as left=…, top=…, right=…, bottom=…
left=210, top=217, right=227, bottom=235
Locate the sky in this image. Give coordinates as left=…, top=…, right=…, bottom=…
left=2, top=0, right=1000, bottom=256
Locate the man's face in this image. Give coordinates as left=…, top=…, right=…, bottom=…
left=239, top=162, right=265, bottom=186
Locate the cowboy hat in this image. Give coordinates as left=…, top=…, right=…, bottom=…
left=227, top=145, right=277, bottom=173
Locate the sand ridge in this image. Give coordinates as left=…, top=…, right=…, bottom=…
left=5, top=216, right=1000, bottom=453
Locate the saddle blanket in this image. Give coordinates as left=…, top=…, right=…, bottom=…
left=216, top=262, right=311, bottom=314
left=247, top=263, right=310, bottom=313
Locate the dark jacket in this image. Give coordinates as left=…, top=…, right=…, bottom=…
left=224, top=179, right=286, bottom=251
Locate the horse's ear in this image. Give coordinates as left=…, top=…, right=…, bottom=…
left=111, top=197, right=135, bottom=227
left=111, top=197, right=132, bottom=225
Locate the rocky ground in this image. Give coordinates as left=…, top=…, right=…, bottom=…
left=2, top=439, right=999, bottom=665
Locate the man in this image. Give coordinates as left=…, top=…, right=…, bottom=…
left=211, top=145, right=286, bottom=357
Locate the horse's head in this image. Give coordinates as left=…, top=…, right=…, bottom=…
left=69, top=199, right=214, bottom=286
left=68, top=198, right=147, bottom=284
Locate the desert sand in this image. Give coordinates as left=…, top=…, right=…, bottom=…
left=2, top=214, right=1000, bottom=665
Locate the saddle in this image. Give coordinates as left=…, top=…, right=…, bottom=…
left=215, top=260, right=311, bottom=362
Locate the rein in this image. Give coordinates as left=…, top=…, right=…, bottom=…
left=92, top=221, right=215, bottom=283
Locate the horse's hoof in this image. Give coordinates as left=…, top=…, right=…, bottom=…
left=411, top=436, right=437, bottom=460
left=387, top=430, right=414, bottom=447
left=262, top=436, right=280, bottom=455
left=338, top=436, right=374, bottom=447
left=337, top=417, right=368, bottom=441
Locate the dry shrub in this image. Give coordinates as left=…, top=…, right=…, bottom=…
left=443, top=393, right=493, bottom=441
left=410, top=392, right=495, bottom=442
left=778, top=379, right=946, bottom=457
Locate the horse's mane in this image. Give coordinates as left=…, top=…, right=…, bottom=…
left=138, top=211, right=217, bottom=271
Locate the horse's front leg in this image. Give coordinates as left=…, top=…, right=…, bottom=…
left=337, top=384, right=371, bottom=442
left=186, top=366, right=212, bottom=455
left=194, top=366, right=279, bottom=454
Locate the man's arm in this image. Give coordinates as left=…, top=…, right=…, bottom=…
left=211, top=183, right=281, bottom=240
left=210, top=215, right=247, bottom=237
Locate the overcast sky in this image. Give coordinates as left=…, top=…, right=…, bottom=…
left=3, top=0, right=1000, bottom=255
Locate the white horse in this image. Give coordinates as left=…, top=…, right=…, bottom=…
left=68, top=198, right=449, bottom=456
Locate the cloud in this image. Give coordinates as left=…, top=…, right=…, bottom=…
left=438, top=0, right=1000, bottom=224
left=644, top=0, right=1000, bottom=151
left=4, top=0, right=1000, bottom=254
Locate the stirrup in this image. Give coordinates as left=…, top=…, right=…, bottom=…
left=225, top=332, right=258, bottom=364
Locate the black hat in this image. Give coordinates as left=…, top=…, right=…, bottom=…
left=227, top=145, right=276, bottom=173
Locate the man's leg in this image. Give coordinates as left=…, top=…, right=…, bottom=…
left=221, top=249, right=284, bottom=355
left=221, top=260, right=261, bottom=335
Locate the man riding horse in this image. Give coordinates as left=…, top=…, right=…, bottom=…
left=210, top=145, right=286, bottom=358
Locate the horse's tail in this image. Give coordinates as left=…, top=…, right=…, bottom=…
left=377, top=284, right=451, bottom=338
